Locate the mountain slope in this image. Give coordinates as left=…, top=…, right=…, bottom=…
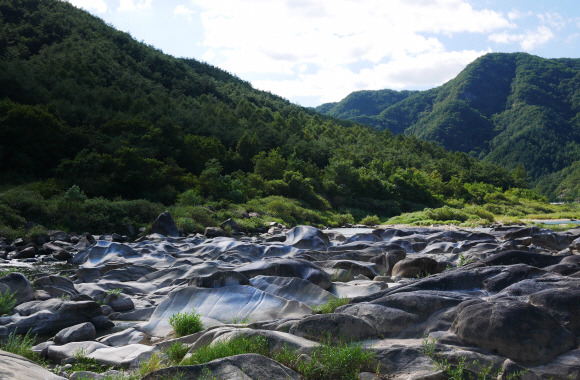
left=316, top=53, right=580, bottom=200
left=0, top=0, right=526, bottom=222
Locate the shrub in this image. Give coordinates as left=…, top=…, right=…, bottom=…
left=312, top=296, right=350, bottom=314
left=138, top=352, right=165, bottom=377
left=165, top=342, right=189, bottom=364
left=275, top=341, right=374, bottom=380
left=169, top=309, right=204, bottom=337
left=360, top=215, right=380, bottom=226
left=425, top=206, right=468, bottom=222
left=0, top=290, right=16, bottom=315
left=1, top=330, right=43, bottom=363
left=180, top=335, right=269, bottom=366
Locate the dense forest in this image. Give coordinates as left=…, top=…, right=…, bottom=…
left=0, top=0, right=557, bottom=236
left=317, top=53, right=580, bottom=202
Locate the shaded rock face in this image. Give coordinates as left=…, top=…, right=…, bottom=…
left=151, top=211, right=179, bottom=237
left=142, top=354, right=301, bottom=380
left=3, top=224, right=580, bottom=378
left=289, top=313, right=376, bottom=343
left=452, top=299, right=576, bottom=366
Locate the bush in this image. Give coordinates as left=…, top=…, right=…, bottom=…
left=359, top=215, right=380, bottom=226
left=0, top=290, right=16, bottom=315
left=169, top=309, right=204, bottom=337
left=165, top=342, right=190, bottom=364
left=1, top=330, right=42, bottom=363
left=312, top=296, right=350, bottom=314
left=425, top=206, right=469, bottom=222
left=180, top=335, right=269, bottom=366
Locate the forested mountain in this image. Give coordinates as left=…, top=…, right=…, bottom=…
left=0, top=0, right=537, bottom=234
left=316, top=53, right=580, bottom=201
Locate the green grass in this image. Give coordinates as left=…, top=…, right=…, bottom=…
left=169, top=309, right=204, bottom=337
left=274, top=341, right=374, bottom=380
left=0, top=290, right=16, bottom=315
left=106, top=288, right=123, bottom=296
left=180, top=335, right=269, bottom=366
left=312, top=296, right=350, bottom=314
left=420, top=337, right=528, bottom=380
left=165, top=342, right=190, bottom=364
left=68, top=348, right=112, bottom=373
left=0, top=330, right=44, bottom=364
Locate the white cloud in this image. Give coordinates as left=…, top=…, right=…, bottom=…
left=191, top=0, right=510, bottom=104
left=508, top=10, right=532, bottom=21
left=66, top=0, right=108, bottom=13
left=489, top=25, right=554, bottom=51
left=174, top=4, right=195, bottom=21
left=254, top=49, right=488, bottom=105
left=538, top=12, right=566, bottom=30
left=118, top=0, right=152, bottom=12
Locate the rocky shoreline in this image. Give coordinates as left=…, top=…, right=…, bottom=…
left=0, top=212, right=579, bottom=379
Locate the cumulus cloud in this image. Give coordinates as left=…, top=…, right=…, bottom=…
left=174, top=4, right=195, bottom=20
left=192, top=0, right=510, bottom=105
left=489, top=25, right=554, bottom=51
left=66, top=0, right=108, bottom=13
left=118, top=0, right=152, bottom=12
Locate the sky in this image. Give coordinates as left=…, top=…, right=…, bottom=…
left=65, top=0, right=580, bottom=107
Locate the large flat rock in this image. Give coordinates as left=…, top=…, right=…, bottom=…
left=137, top=285, right=313, bottom=337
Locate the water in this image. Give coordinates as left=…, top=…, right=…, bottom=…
left=329, top=227, right=375, bottom=237
left=534, top=220, right=580, bottom=225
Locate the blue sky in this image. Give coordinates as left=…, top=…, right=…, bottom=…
left=66, top=0, right=580, bottom=107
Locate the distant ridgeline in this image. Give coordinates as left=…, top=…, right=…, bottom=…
left=317, top=53, right=580, bottom=201
left=0, top=0, right=540, bottom=224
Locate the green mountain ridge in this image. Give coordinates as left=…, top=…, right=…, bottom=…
left=316, top=53, right=580, bottom=201
left=0, top=0, right=553, bottom=235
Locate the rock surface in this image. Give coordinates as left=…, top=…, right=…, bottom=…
left=1, top=224, right=580, bottom=379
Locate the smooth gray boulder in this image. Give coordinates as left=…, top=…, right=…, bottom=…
left=284, top=225, right=329, bottom=250
left=54, top=322, right=96, bottom=345
left=142, top=353, right=301, bottom=380
left=0, top=349, right=66, bottom=379
left=0, top=273, right=35, bottom=307
left=151, top=211, right=179, bottom=237
left=33, top=275, right=79, bottom=298
left=189, top=271, right=250, bottom=288
left=391, top=257, right=441, bottom=278
left=337, top=302, right=419, bottom=337
left=104, top=293, right=135, bottom=312
left=235, top=258, right=332, bottom=289
left=250, top=275, right=333, bottom=306
left=289, top=313, right=376, bottom=343
left=3, top=299, right=113, bottom=336
left=452, top=299, right=576, bottom=365
left=138, top=285, right=312, bottom=337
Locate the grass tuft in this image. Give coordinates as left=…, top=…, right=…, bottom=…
left=312, top=296, right=350, bottom=314
left=169, top=309, right=204, bottom=337
left=0, top=290, right=17, bottom=315
left=180, top=335, right=269, bottom=366
left=275, top=341, right=374, bottom=380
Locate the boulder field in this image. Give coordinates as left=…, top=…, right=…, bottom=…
left=0, top=219, right=579, bottom=379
